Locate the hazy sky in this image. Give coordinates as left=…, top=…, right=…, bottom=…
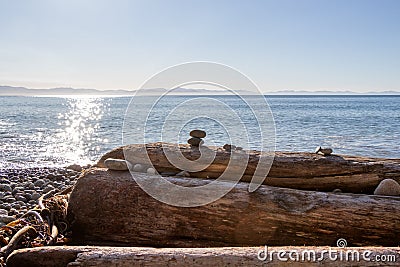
left=0, top=0, right=399, bottom=92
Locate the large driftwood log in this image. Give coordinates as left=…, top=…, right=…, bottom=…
left=96, top=143, right=400, bottom=193
left=67, top=168, right=400, bottom=247
left=7, top=246, right=400, bottom=267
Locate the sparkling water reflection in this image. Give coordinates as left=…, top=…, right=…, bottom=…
left=53, top=97, right=108, bottom=165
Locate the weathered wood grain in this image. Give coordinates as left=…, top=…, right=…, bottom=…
left=67, top=168, right=400, bottom=247
left=96, top=142, right=400, bottom=193
left=7, top=246, right=400, bottom=267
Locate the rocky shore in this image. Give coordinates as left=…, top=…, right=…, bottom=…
left=0, top=166, right=82, bottom=226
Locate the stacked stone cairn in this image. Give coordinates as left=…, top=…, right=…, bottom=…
left=188, top=130, right=206, bottom=147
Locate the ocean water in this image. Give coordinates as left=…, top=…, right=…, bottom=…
left=0, top=95, right=399, bottom=168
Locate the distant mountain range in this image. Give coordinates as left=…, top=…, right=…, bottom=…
left=1, top=85, right=400, bottom=96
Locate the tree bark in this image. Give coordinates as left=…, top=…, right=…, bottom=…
left=67, top=168, right=400, bottom=247
left=7, top=246, right=400, bottom=267
left=96, top=142, right=400, bottom=193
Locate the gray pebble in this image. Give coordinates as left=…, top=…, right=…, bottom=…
left=0, top=184, right=12, bottom=192
left=43, top=185, right=55, bottom=194
left=15, top=194, right=27, bottom=202
left=5, top=196, right=15, bottom=203
left=27, top=182, right=35, bottom=189
left=12, top=186, right=24, bottom=195
left=31, top=192, right=41, bottom=200
left=0, top=209, right=8, bottom=216
left=34, top=179, right=46, bottom=187
left=0, top=215, right=15, bottom=224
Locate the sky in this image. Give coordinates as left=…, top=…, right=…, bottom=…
left=0, top=0, right=399, bottom=92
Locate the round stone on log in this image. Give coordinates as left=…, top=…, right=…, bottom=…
left=104, top=158, right=131, bottom=171
left=223, top=144, right=236, bottom=152
left=132, top=164, right=144, bottom=172
left=315, top=146, right=333, bottom=156
left=320, top=148, right=333, bottom=156
left=190, top=129, right=206, bottom=138
left=188, top=137, right=204, bottom=147
left=374, top=179, right=400, bottom=196
left=147, top=167, right=157, bottom=175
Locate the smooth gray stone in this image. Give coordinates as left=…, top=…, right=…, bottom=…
left=0, top=184, right=12, bottom=192
left=374, top=179, right=400, bottom=196
left=188, top=137, right=204, bottom=147
left=190, top=129, right=206, bottom=138
left=0, top=215, right=15, bottom=224
left=104, top=158, right=132, bottom=171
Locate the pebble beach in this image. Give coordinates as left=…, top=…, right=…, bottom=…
left=0, top=166, right=83, bottom=226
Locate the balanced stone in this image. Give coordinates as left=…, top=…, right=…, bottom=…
left=190, top=129, right=206, bottom=139
left=374, top=179, right=400, bottom=196
left=315, top=146, right=333, bottom=156
left=104, top=158, right=131, bottom=171
left=188, top=137, right=204, bottom=147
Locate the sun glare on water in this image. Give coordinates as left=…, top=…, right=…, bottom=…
left=51, top=97, right=108, bottom=166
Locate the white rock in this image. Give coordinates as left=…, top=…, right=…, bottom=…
left=104, top=158, right=131, bottom=171
left=146, top=168, right=157, bottom=175
left=132, top=164, right=144, bottom=172
left=374, top=179, right=400, bottom=196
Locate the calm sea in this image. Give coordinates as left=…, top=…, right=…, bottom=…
left=0, top=95, right=399, bottom=168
